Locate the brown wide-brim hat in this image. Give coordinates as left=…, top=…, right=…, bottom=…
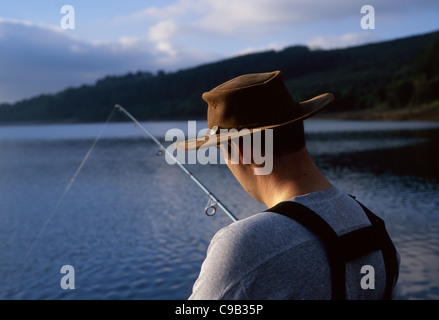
left=174, top=70, right=334, bottom=150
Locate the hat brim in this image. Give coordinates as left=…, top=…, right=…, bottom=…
left=174, top=93, right=334, bottom=150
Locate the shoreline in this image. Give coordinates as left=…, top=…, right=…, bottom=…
left=1, top=104, right=439, bottom=126
left=316, top=103, right=439, bottom=122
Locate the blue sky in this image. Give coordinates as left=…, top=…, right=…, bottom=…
left=1, top=0, right=438, bottom=103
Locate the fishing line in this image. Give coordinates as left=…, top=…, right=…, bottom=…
left=24, top=107, right=117, bottom=259
left=15, top=104, right=236, bottom=278
left=8, top=104, right=237, bottom=296
left=7, top=108, right=117, bottom=291
left=115, top=104, right=238, bottom=222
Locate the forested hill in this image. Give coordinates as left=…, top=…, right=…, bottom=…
left=1, top=30, right=439, bottom=123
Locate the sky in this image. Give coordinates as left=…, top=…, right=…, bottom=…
left=0, top=0, right=438, bottom=103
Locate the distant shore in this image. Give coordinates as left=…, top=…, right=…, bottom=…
left=1, top=103, right=439, bottom=126
left=317, top=103, right=439, bottom=121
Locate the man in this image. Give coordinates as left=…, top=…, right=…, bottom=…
left=175, top=71, right=399, bottom=300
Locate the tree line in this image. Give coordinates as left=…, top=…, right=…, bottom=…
left=0, top=30, right=438, bottom=123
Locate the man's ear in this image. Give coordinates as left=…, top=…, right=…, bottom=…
left=218, top=141, right=239, bottom=165
left=230, top=138, right=253, bottom=165
left=229, top=139, right=241, bottom=164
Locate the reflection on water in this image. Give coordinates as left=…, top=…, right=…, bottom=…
left=0, top=120, right=438, bottom=300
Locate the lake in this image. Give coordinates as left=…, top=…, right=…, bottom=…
left=0, top=119, right=438, bottom=300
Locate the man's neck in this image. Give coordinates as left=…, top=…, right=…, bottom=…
left=258, top=148, right=332, bottom=208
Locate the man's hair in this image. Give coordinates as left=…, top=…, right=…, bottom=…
left=270, top=121, right=306, bottom=156
left=231, top=121, right=305, bottom=161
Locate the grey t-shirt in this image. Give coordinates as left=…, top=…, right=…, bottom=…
left=189, top=186, right=393, bottom=300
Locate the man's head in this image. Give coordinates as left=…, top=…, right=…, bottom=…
left=217, top=121, right=306, bottom=202
left=218, top=120, right=305, bottom=171
left=175, top=70, right=333, bottom=151
left=174, top=70, right=334, bottom=204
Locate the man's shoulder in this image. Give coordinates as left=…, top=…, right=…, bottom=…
left=197, top=211, right=331, bottom=299
left=211, top=211, right=318, bottom=257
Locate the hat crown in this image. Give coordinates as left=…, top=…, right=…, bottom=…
left=214, top=72, right=277, bottom=91
left=203, top=71, right=300, bottom=129
left=175, top=71, right=334, bottom=150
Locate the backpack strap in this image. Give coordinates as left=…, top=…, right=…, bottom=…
left=352, top=200, right=399, bottom=299
left=266, top=201, right=346, bottom=299
left=265, top=200, right=398, bottom=300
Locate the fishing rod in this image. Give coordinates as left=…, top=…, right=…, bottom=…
left=115, top=104, right=238, bottom=223
left=10, top=105, right=236, bottom=292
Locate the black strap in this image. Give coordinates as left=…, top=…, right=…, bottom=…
left=266, top=201, right=346, bottom=299
left=353, top=201, right=399, bottom=299
left=265, top=200, right=398, bottom=300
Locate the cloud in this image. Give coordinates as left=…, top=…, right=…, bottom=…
left=2, top=0, right=439, bottom=103
left=0, top=19, right=217, bottom=103
left=307, top=32, right=381, bottom=50
left=125, top=0, right=439, bottom=47
left=147, top=19, right=178, bottom=56
left=235, top=42, right=287, bottom=56
left=0, top=19, right=142, bottom=102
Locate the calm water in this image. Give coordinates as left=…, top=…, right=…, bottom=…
left=0, top=119, right=438, bottom=300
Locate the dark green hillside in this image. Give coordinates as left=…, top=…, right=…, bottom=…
left=1, top=30, right=438, bottom=123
